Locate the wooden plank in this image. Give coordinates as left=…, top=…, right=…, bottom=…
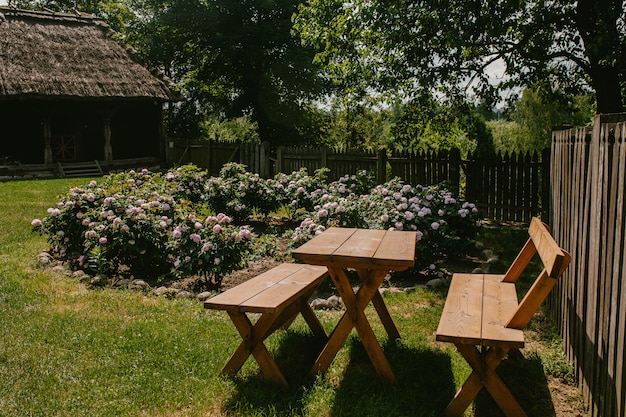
left=330, top=228, right=386, bottom=266
left=241, top=266, right=328, bottom=313
left=507, top=270, right=560, bottom=330
left=291, top=227, right=356, bottom=264
left=204, top=263, right=325, bottom=313
left=611, top=123, right=626, bottom=415
left=482, top=278, right=524, bottom=348
left=371, top=230, right=416, bottom=269
left=436, top=274, right=484, bottom=344
left=502, top=238, right=536, bottom=283
left=529, top=217, right=567, bottom=278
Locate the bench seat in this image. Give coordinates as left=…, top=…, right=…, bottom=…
left=205, top=262, right=329, bottom=314
left=436, top=274, right=524, bottom=349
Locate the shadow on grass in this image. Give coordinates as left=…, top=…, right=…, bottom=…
left=473, top=353, right=556, bottom=417
left=223, top=331, right=456, bottom=417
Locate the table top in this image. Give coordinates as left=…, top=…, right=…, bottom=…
left=291, top=227, right=417, bottom=270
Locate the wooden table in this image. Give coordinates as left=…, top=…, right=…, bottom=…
left=291, top=227, right=417, bottom=384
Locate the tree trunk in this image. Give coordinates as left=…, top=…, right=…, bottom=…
left=576, top=0, right=624, bottom=113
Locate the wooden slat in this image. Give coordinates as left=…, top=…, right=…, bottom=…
left=372, top=230, right=417, bottom=269
left=242, top=266, right=328, bottom=313
left=291, top=227, right=356, bottom=264
left=481, top=277, right=524, bottom=348
left=330, top=228, right=386, bottom=266
left=436, top=274, right=485, bottom=345
left=529, top=217, right=567, bottom=277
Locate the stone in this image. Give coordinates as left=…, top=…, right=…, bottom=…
left=36, top=252, right=52, bottom=266
left=114, top=278, right=131, bottom=288
left=175, top=290, right=194, bottom=299
left=426, top=278, right=445, bottom=289
left=196, top=291, right=213, bottom=301
left=90, top=276, right=106, bottom=287
left=129, top=279, right=150, bottom=291
left=72, top=270, right=88, bottom=279
left=153, top=286, right=170, bottom=297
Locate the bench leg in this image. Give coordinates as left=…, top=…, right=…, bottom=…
left=300, top=299, right=328, bottom=340
left=223, top=311, right=288, bottom=387
left=445, top=344, right=528, bottom=417
left=221, top=297, right=327, bottom=388
left=309, top=267, right=396, bottom=384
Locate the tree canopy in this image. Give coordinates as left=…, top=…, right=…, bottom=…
left=128, top=0, right=332, bottom=145
left=294, top=0, right=626, bottom=113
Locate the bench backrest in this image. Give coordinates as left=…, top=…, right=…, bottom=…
left=503, top=217, right=571, bottom=330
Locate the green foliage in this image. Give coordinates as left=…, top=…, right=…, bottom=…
left=489, top=87, right=595, bottom=153
left=295, top=0, right=625, bottom=113
left=393, top=98, right=495, bottom=155
left=201, top=115, right=260, bottom=143
left=205, top=163, right=279, bottom=222
left=290, top=175, right=482, bottom=270
left=129, top=0, right=331, bottom=145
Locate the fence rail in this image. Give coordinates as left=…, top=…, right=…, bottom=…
left=167, top=141, right=546, bottom=222
left=550, top=113, right=626, bottom=417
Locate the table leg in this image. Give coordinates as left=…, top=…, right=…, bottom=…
left=357, top=269, right=401, bottom=340
left=309, top=267, right=396, bottom=384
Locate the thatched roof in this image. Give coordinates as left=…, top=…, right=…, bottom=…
left=0, top=7, right=180, bottom=102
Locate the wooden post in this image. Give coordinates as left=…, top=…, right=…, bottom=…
left=542, top=147, right=551, bottom=225
left=42, top=118, right=53, bottom=164
left=259, top=142, right=270, bottom=178
left=449, top=147, right=461, bottom=196
left=276, top=146, right=284, bottom=174
left=377, top=147, right=387, bottom=184
left=103, top=116, right=113, bottom=161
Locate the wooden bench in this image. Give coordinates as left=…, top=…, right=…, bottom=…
left=204, top=262, right=329, bottom=387
left=436, top=217, right=571, bottom=417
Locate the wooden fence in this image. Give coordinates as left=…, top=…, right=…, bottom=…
left=167, top=141, right=547, bottom=222
left=549, top=113, right=626, bottom=417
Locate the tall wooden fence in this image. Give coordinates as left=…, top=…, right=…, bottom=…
left=167, top=141, right=546, bottom=222
left=549, top=113, right=626, bottom=417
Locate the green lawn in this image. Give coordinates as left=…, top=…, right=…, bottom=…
left=0, top=178, right=581, bottom=417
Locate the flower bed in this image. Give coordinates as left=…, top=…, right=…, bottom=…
left=33, top=163, right=481, bottom=289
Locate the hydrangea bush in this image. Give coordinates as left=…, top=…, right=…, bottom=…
left=33, top=163, right=481, bottom=287
left=32, top=168, right=253, bottom=286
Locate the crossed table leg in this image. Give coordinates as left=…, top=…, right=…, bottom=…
left=222, top=298, right=328, bottom=388
left=445, top=344, right=528, bottom=417
left=308, top=267, right=400, bottom=384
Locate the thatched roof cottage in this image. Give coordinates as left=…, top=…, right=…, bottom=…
left=0, top=7, right=180, bottom=169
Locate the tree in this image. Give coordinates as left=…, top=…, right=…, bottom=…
left=393, top=97, right=495, bottom=156
left=489, top=86, right=595, bottom=153
left=127, top=0, right=331, bottom=145
left=294, top=0, right=626, bottom=114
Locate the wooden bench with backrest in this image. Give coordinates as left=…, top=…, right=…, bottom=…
left=435, top=217, right=571, bottom=417
left=204, top=262, right=329, bottom=387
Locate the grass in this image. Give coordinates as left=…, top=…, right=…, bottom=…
left=0, top=178, right=581, bottom=417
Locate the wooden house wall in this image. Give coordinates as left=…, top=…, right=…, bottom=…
left=0, top=100, right=162, bottom=163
